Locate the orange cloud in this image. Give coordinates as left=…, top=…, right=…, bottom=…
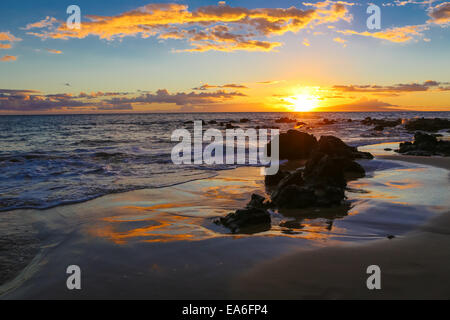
left=26, top=2, right=353, bottom=52
left=0, top=55, right=17, bottom=62
left=23, top=16, right=58, bottom=30
left=46, top=48, right=63, bottom=54
left=333, top=36, right=347, bottom=46
left=337, top=24, right=428, bottom=43
left=193, top=83, right=248, bottom=90
left=0, top=31, right=22, bottom=51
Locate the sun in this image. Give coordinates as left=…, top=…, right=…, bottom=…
left=285, top=93, right=319, bottom=112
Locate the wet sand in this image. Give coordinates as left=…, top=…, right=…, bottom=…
left=1, top=155, right=449, bottom=299
left=379, top=154, right=450, bottom=171
left=231, top=155, right=450, bottom=299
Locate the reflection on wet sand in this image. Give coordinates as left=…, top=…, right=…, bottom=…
left=87, top=157, right=450, bottom=246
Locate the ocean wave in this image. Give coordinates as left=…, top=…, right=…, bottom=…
left=1, top=111, right=449, bottom=211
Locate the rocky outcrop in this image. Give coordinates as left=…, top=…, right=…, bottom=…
left=316, top=136, right=374, bottom=160
left=404, top=118, right=450, bottom=132
left=267, top=131, right=373, bottom=161
left=275, top=117, right=297, bottom=123
left=318, top=119, right=337, bottom=125
left=270, top=154, right=351, bottom=209
left=398, top=132, right=450, bottom=156
left=220, top=133, right=373, bottom=232
left=215, top=194, right=271, bottom=233
left=361, top=117, right=401, bottom=131
left=264, top=170, right=290, bottom=186
left=267, top=130, right=318, bottom=159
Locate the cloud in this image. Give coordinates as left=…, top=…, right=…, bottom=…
left=303, top=38, right=311, bottom=46
left=105, top=89, right=246, bottom=107
left=25, top=2, right=353, bottom=52
left=427, top=2, right=450, bottom=25
left=332, top=80, right=444, bottom=94
left=193, top=83, right=248, bottom=90
left=46, top=49, right=63, bottom=54
left=337, top=24, right=428, bottom=43
left=257, top=80, right=284, bottom=85
left=0, top=55, right=17, bottom=62
left=323, top=97, right=399, bottom=111
left=0, top=87, right=246, bottom=112
left=333, top=36, right=347, bottom=46
left=0, top=91, right=88, bottom=111
left=23, top=16, right=58, bottom=30
left=0, top=31, right=22, bottom=50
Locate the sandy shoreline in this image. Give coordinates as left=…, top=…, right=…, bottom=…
left=1, top=154, right=449, bottom=299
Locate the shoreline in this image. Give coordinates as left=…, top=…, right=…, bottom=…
left=1, top=152, right=449, bottom=299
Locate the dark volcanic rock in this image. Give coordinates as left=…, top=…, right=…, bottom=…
left=304, top=152, right=346, bottom=187
left=318, top=119, right=337, bottom=125
left=275, top=117, right=297, bottom=123
left=216, top=207, right=271, bottom=233
left=264, top=170, right=290, bottom=186
left=361, top=117, right=401, bottom=129
left=267, top=130, right=318, bottom=160
left=272, top=185, right=317, bottom=209
left=216, top=194, right=271, bottom=233
left=270, top=151, right=366, bottom=209
left=246, top=193, right=266, bottom=209
left=405, top=118, right=450, bottom=132
left=398, top=132, right=450, bottom=156
left=240, top=118, right=250, bottom=123
left=225, top=123, right=238, bottom=129
left=316, top=136, right=373, bottom=160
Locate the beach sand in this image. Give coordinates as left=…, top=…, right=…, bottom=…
left=1, top=155, right=449, bottom=299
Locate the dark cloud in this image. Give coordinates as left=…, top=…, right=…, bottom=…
left=428, top=2, right=450, bottom=25
left=322, top=97, right=399, bottom=111
left=0, top=88, right=246, bottom=112
left=192, top=83, right=248, bottom=90
left=332, top=81, right=444, bottom=94
left=105, top=89, right=246, bottom=107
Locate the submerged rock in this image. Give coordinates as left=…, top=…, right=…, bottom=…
left=398, top=132, right=450, bottom=156
left=405, top=118, right=450, bottom=132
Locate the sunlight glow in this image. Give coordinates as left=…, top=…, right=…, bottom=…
left=285, top=90, right=320, bottom=112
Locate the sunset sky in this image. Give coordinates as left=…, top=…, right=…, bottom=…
left=0, top=0, right=449, bottom=114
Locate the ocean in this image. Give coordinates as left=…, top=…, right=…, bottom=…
left=1, top=111, right=449, bottom=211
